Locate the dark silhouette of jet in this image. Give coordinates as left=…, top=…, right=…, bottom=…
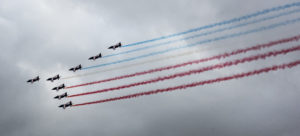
left=47, top=74, right=60, bottom=82
left=52, top=84, right=65, bottom=91
left=54, top=92, right=67, bottom=100
left=89, top=53, right=102, bottom=61
left=27, top=76, right=40, bottom=83
left=59, top=101, right=72, bottom=109
left=108, top=42, right=121, bottom=50
left=69, top=64, right=82, bottom=72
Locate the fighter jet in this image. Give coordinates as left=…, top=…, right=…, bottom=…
left=27, top=76, right=40, bottom=83
left=69, top=64, right=82, bottom=72
left=108, top=42, right=122, bottom=50
left=52, top=84, right=65, bottom=91
left=59, top=101, right=72, bottom=109
left=89, top=53, right=102, bottom=61
left=54, top=92, right=68, bottom=100
left=47, top=74, right=60, bottom=82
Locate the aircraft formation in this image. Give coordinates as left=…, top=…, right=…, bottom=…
left=24, top=2, right=300, bottom=110
left=26, top=42, right=122, bottom=109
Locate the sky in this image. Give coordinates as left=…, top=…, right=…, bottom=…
left=0, top=0, right=300, bottom=136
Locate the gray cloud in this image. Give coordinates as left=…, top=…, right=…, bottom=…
left=0, top=0, right=300, bottom=136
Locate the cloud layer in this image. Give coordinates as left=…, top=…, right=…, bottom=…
left=0, top=0, right=300, bottom=136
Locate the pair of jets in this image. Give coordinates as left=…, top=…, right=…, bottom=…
left=68, top=42, right=122, bottom=72
left=54, top=90, right=69, bottom=109
left=88, top=42, right=122, bottom=60
left=69, top=53, right=99, bottom=72
left=27, top=74, right=60, bottom=84
left=89, top=42, right=122, bottom=60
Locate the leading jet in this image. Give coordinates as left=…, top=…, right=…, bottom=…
left=54, top=92, right=68, bottom=100
left=108, top=42, right=122, bottom=50
left=89, top=53, right=102, bottom=61
left=52, top=84, right=65, bottom=91
left=59, top=101, right=72, bottom=109
left=27, top=76, right=40, bottom=84
left=69, top=64, right=82, bottom=72
left=47, top=74, right=60, bottom=82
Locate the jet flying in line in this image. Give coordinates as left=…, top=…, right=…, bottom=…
left=54, top=92, right=68, bottom=100
left=47, top=74, right=60, bottom=82
left=52, top=84, right=65, bottom=91
left=69, top=64, right=82, bottom=72
left=59, top=101, right=72, bottom=109
left=108, top=42, right=122, bottom=50
left=27, top=76, right=40, bottom=84
left=89, top=53, right=102, bottom=61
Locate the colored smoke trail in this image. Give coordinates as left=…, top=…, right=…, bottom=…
left=73, top=60, right=300, bottom=107
left=121, top=2, right=300, bottom=48
left=62, top=47, right=208, bottom=80
left=82, top=17, right=300, bottom=70
left=68, top=46, right=300, bottom=98
left=104, top=9, right=300, bottom=58
left=65, top=35, right=300, bottom=88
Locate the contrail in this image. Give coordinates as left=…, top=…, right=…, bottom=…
left=72, top=60, right=300, bottom=107
left=67, top=46, right=300, bottom=98
left=121, top=2, right=300, bottom=48
left=65, top=35, right=300, bottom=86
left=62, top=44, right=227, bottom=80
left=104, top=9, right=300, bottom=58
left=82, top=17, right=300, bottom=70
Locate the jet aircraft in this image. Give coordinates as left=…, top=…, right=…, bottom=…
left=27, top=76, right=40, bottom=83
left=54, top=92, right=68, bottom=100
left=47, top=74, right=60, bottom=82
left=59, top=101, right=72, bottom=109
left=108, top=42, right=122, bottom=50
left=69, top=64, right=82, bottom=72
left=89, top=53, right=102, bottom=61
left=52, top=84, right=65, bottom=91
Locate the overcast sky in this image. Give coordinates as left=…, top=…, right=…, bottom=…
left=1, top=0, right=300, bottom=136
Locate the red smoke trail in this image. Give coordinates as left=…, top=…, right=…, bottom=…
left=68, top=46, right=300, bottom=98
left=66, top=35, right=300, bottom=89
left=73, top=60, right=300, bottom=107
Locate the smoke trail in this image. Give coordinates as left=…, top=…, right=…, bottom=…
left=121, top=2, right=300, bottom=48
left=104, top=9, right=300, bottom=58
left=65, top=35, right=300, bottom=87
left=62, top=47, right=206, bottom=80
left=64, top=40, right=238, bottom=80
left=67, top=46, right=300, bottom=98
left=73, top=60, right=300, bottom=107
left=82, top=17, right=300, bottom=70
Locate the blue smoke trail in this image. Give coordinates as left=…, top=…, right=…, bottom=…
left=122, top=2, right=300, bottom=48
left=83, top=17, right=300, bottom=70
left=103, top=9, right=300, bottom=58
